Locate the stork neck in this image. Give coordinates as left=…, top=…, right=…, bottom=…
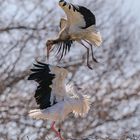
left=52, top=78, right=66, bottom=93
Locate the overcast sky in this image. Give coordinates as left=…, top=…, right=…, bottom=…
left=125, top=0, right=140, bottom=20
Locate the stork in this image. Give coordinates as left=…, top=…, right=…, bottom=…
left=28, top=61, right=90, bottom=140
left=46, top=0, right=102, bottom=69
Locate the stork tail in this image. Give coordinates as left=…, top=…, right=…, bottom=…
left=66, top=84, right=90, bottom=117
left=29, top=109, right=47, bottom=120
left=87, top=32, right=102, bottom=47
left=72, top=95, right=90, bottom=117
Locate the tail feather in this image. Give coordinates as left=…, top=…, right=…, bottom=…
left=71, top=95, right=90, bottom=117
left=29, top=109, right=47, bottom=120
left=66, top=84, right=91, bottom=117
left=87, top=31, right=102, bottom=47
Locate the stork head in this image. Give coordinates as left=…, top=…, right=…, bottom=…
left=46, top=40, right=54, bottom=59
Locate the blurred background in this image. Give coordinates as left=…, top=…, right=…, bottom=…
left=0, top=0, right=140, bottom=139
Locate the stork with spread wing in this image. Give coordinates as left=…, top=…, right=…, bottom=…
left=28, top=61, right=90, bottom=140
left=46, top=0, right=102, bottom=69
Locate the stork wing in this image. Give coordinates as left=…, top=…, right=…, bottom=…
left=55, top=17, right=73, bottom=60
left=59, top=0, right=96, bottom=29
left=28, top=61, right=56, bottom=109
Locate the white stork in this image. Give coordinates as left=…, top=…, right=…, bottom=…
left=46, top=0, right=102, bottom=69
left=28, top=61, right=90, bottom=140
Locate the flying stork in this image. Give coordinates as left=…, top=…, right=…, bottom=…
left=46, top=0, right=102, bottom=69
left=28, top=61, right=90, bottom=140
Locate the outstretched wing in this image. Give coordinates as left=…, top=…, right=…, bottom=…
left=55, top=40, right=73, bottom=60
left=28, top=61, right=56, bottom=109
left=55, top=17, right=73, bottom=60
left=59, top=0, right=96, bottom=29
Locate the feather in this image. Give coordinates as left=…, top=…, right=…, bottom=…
left=28, top=61, right=55, bottom=109
left=55, top=41, right=73, bottom=60
left=28, top=62, right=91, bottom=122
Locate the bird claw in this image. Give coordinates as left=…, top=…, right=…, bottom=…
left=92, top=57, right=99, bottom=63
left=87, top=64, right=93, bottom=70
left=51, top=122, right=65, bottom=140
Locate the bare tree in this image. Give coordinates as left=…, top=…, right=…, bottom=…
left=0, top=0, right=140, bottom=140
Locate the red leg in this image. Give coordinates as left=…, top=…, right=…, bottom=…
left=51, top=122, right=65, bottom=140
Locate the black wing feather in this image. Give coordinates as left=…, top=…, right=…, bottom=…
left=59, top=0, right=96, bottom=29
left=70, top=3, right=96, bottom=29
left=76, top=6, right=96, bottom=29
left=28, top=61, right=55, bottom=109
left=55, top=40, right=73, bottom=60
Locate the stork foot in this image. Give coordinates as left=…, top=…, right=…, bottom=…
left=87, top=64, right=93, bottom=70
left=51, top=122, right=65, bottom=140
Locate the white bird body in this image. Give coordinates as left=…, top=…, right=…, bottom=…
left=46, top=0, right=102, bottom=69
left=29, top=95, right=90, bottom=121
left=59, top=18, right=101, bottom=45
left=29, top=100, right=71, bottom=121
left=58, top=0, right=102, bottom=45
left=28, top=61, right=90, bottom=123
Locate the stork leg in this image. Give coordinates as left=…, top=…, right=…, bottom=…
left=84, top=40, right=98, bottom=63
left=79, top=41, right=93, bottom=70
left=51, top=122, right=64, bottom=140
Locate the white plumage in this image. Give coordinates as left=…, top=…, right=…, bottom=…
left=46, top=0, right=102, bottom=69
left=28, top=61, right=90, bottom=140
left=29, top=94, right=90, bottom=121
